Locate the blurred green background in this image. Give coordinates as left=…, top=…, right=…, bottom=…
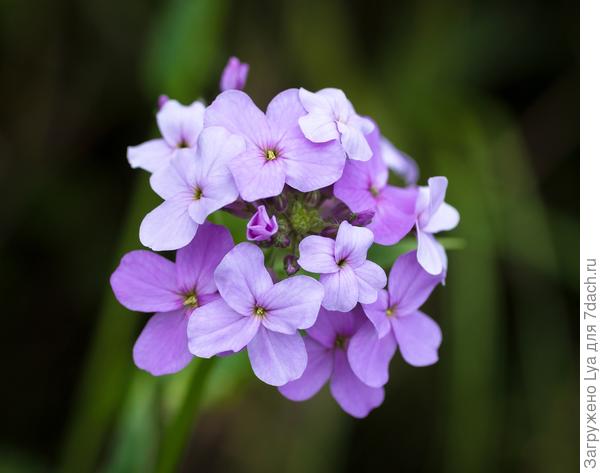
left=0, top=0, right=577, bottom=472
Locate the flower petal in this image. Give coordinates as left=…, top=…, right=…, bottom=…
left=297, top=235, right=338, bottom=273
left=354, top=260, right=387, bottom=304
left=259, top=276, right=324, bottom=334
left=320, top=266, right=359, bottom=312
left=149, top=152, right=195, bottom=200
left=416, top=227, right=447, bottom=275
left=110, top=250, right=181, bottom=312
left=307, top=306, right=365, bottom=348
left=423, top=202, right=460, bottom=234
left=391, top=310, right=442, bottom=366
left=187, top=298, right=260, bottom=357
left=127, top=139, right=173, bottom=173
left=338, top=122, right=372, bottom=161
left=228, top=149, right=286, bottom=201
left=347, top=323, right=397, bottom=387
left=214, top=243, right=273, bottom=315
left=196, top=126, right=246, bottom=178
left=380, top=137, right=419, bottom=185
left=388, top=250, right=444, bottom=315
left=334, top=221, right=373, bottom=267
left=175, top=222, right=234, bottom=294
left=329, top=348, right=384, bottom=418
left=278, top=337, right=333, bottom=401
left=133, top=310, right=192, bottom=376
left=139, top=197, right=197, bottom=251
left=368, top=186, right=417, bottom=246
left=333, top=160, right=377, bottom=213
left=361, top=290, right=392, bottom=338
left=247, top=326, right=308, bottom=386
left=298, top=112, right=339, bottom=143
left=157, top=100, right=205, bottom=148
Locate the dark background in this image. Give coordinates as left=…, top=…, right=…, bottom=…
left=0, top=0, right=578, bottom=472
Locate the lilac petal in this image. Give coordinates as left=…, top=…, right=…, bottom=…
left=298, top=87, right=334, bottom=116
left=175, top=222, right=234, bottom=294
left=298, top=112, right=339, bottom=143
left=139, top=197, right=197, bottom=251
left=127, top=139, right=173, bottom=173
left=149, top=152, right=195, bottom=200
left=278, top=337, right=333, bottom=401
left=334, top=221, right=373, bottom=267
left=187, top=298, right=260, bottom=357
left=329, top=349, right=384, bottom=418
left=347, top=323, right=397, bottom=387
left=333, top=163, right=377, bottom=213
left=204, top=90, right=270, bottom=146
left=247, top=326, right=308, bottom=386
left=281, top=132, right=346, bottom=193
left=380, top=137, right=419, bottom=185
left=133, top=310, right=192, bottom=376
left=188, top=182, right=238, bottom=225
left=229, top=150, right=286, bottom=201
left=196, top=126, right=246, bottom=177
left=214, top=242, right=273, bottom=315
left=354, top=260, right=387, bottom=304
left=297, top=235, right=338, bottom=273
left=157, top=100, right=205, bottom=148
left=368, top=186, right=417, bottom=246
left=258, top=276, right=324, bottom=334
left=320, top=266, right=359, bottom=312
left=338, top=122, right=372, bottom=161
left=423, top=202, right=460, bottom=234
left=391, top=310, right=442, bottom=366
left=425, top=176, right=448, bottom=222
left=388, top=250, right=444, bottom=315
left=266, top=89, right=306, bottom=137
left=416, top=228, right=447, bottom=275
left=362, top=290, right=392, bottom=338
left=110, top=250, right=181, bottom=312
left=307, top=306, right=365, bottom=348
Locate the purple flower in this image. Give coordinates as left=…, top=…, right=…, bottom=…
left=220, top=56, right=249, bottom=91
left=187, top=243, right=324, bottom=386
left=298, top=88, right=374, bottom=161
left=127, top=99, right=205, bottom=174
left=204, top=89, right=346, bottom=201
left=347, top=251, right=444, bottom=387
left=109, top=223, right=234, bottom=376
left=279, top=307, right=384, bottom=418
left=380, top=136, right=419, bottom=185
left=416, top=177, right=460, bottom=274
left=334, top=124, right=418, bottom=245
left=140, top=126, right=245, bottom=251
left=297, top=221, right=386, bottom=312
left=246, top=205, right=278, bottom=241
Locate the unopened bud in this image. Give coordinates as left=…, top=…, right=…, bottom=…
left=157, top=94, right=169, bottom=110
left=304, top=191, right=320, bottom=207
left=351, top=209, right=375, bottom=226
left=274, top=234, right=291, bottom=248
left=284, top=254, right=300, bottom=275
left=273, top=193, right=288, bottom=212
left=320, top=225, right=339, bottom=239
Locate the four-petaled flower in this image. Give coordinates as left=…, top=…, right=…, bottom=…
left=415, top=176, right=460, bottom=275
left=220, top=56, right=249, bottom=91
left=110, top=223, right=234, bottom=376
left=298, top=221, right=386, bottom=312
left=127, top=99, right=205, bottom=174
left=347, top=251, right=444, bottom=388
left=298, top=88, right=374, bottom=161
left=246, top=205, right=278, bottom=241
left=334, top=123, right=418, bottom=245
left=140, top=126, right=245, bottom=251
left=279, top=307, right=384, bottom=418
left=187, top=243, right=324, bottom=386
left=204, top=89, right=346, bottom=201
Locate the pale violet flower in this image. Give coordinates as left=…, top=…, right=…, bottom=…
left=246, top=205, right=278, bottom=241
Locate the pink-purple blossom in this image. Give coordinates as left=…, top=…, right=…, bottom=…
left=187, top=243, right=324, bottom=386
left=334, top=123, right=418, bottom=245
left=139, top=126, right=245, bottom=251
left=246, top=205, right=278, bottom=241
left=348, top=250, right=444, bottom=387
left=110, top=223, right=233, bottom=376
left=279, top=307, right=384, bottom=418
left=298, top=88, right=374, bottom=161
left=204, top=89, right=346, bottom=201
left=127, top=99, right=205, bottom=174
left=220, top=56, right=249, bottom=91
left=415, top=177, right=460, bottom=275
left=297, top=221, right=386, bottom=312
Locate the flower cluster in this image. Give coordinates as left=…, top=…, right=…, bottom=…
left=111, top=57, right=459, bottom=418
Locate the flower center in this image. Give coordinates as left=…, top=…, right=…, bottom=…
left=183, top=291, right=199, bottom=309
left=177, top=139, right=189, bottom=149
left=193, top=187, right=203, bottom=200
left=254, top=306, right=267, bottom=317
left=265, top=149, right=278, bottom=161
left=334, top=335, right=347, bottom=349
left=337, top=258, right=347, bottom=268
left=369, top=185, right=379, bottom=197
left=386, top=305, right=396, bottom=317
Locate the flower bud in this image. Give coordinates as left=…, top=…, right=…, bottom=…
left=157, top=94, right=169, bottom=110
left=274, top=234, right=291, bottom=248
left=247, top=205, right=278, bottom=241
left=284, top=254, right=300, bottom=275
left=304, top=191, right=320, bottom=207
left=320, top=225, right=339, bottom=239
left=223, top=200, right=255, bottom=218
left=351, top=209, right=375, bottom=226
left=220, top=56, right=249, bottom=91
left=273, top=193, right=288, bottom=212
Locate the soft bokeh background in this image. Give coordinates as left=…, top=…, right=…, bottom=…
left=0, top=0, right=578, bottom=472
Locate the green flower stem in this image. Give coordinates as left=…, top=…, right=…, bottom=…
left=153, top=358, right=216, bottom=473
